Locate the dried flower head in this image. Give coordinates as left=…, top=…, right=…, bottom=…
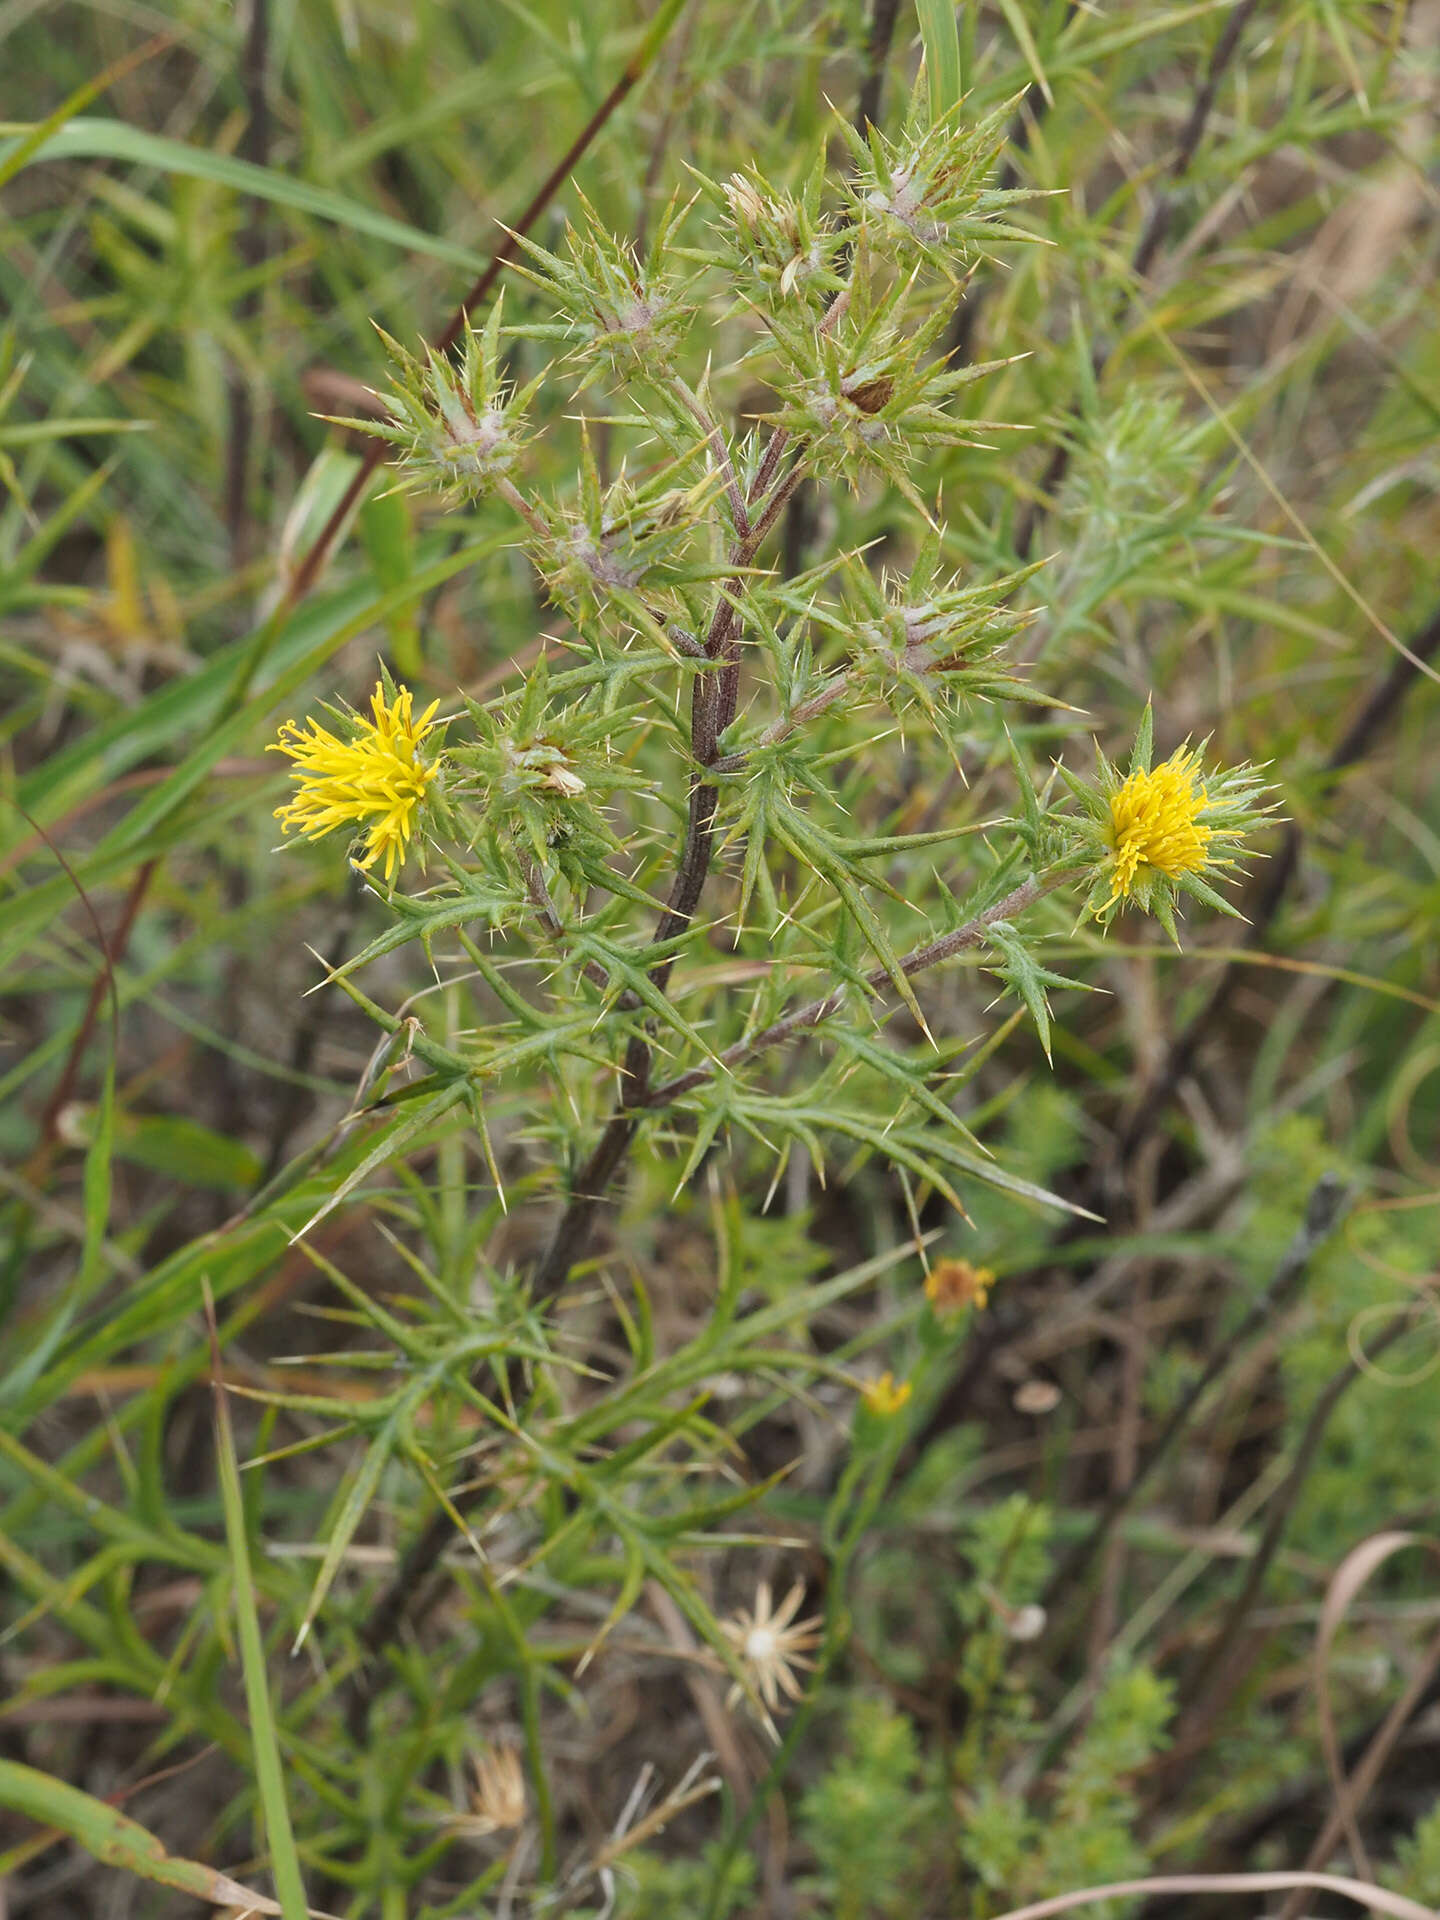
left=271, top=679, right=440, bottom=883
left=722, top=1579, right=822, bottom=1722
left=999, top=1600, right=1047, bottom=1643
left=445, top=1745, right=526, bottom=1839
left=925, top=1257, right=994, bottom=1315
left=860, top=1370, right=912, bottom=1417
left=722, top=173, right=770, bottom=228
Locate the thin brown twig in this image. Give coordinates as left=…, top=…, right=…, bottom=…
left=1281, top=1616, right=1440, bottom=1915
left=35, top=857, right=154, bottom=1153
left=855, top=0, right=903, bottom=136
left=0, top=762, right=266, bottom=881
left=224, top=0, right=270, bottom=566
left=1147, top=1652, right=1440, bottom=1904
left=1264, top=1529, right=1440, bottom=1920
left=1041, top=1173, right=1350, bottom=1610
left=1167, top=1305, right=1421, bottom=1766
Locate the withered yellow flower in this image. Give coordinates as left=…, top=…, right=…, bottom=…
left=1105, top=744, right=1212, bottom=905
left=925, top=1257, right=994, bottom=1315
left=271, top=681, right=440, bottom=883
left=860, top=1370, right=912, bottom=1417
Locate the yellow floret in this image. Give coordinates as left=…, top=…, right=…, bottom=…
left=860, top=1371, right=913, bottom=1417
left=271, top=681, right=440, bottom=883
left=1106, top=745, right=1211, bottom=905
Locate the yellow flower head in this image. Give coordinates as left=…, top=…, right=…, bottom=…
left=860, top=1371, right=912, bottom=1418
left=271, top=681, right=440, bottom=883
left=1106, top=744, right=1211, bottom=905
left=925, top=1258, right=994, bottom=1316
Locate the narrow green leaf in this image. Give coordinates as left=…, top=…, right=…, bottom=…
left=0, top=1762, right=283, bottom=1912
left=0, top=118, right=486, bottom=269
left=0, top=38, right=161, bottom=191
left=916, top=0, right=963, bottom=122
left=206, top=1289, right=310, bottom=1920
left=294, top=1412, right=408, bottom=1652
left=994, top=0, right=1053, bottom=105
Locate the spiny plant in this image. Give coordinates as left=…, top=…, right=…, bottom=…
left=28, top=2, right=1431, bottom=1908
left=271, top=116, right=1270, bottom=1295
left=247, top=83, right=1271, bottom=1869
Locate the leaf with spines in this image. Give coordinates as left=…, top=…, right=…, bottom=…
left=985, top=920, right=1093, bottom=1062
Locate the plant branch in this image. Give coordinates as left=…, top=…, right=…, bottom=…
left=524, top=283, right=844, bottom=1295
left=670, top=375, right=749, bottom=536
left=527, top=439, right=810, bottom=1297
left=644, top=867, right=1080, bottom=1107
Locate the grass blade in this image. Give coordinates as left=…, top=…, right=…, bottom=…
left=204, top=1285, right=310, bottom=1920
left=0, top=118, right=487, bottom=270
left=916, top=0, right=962, bottom=120
left=0, top=1759, right=283, bottom=1914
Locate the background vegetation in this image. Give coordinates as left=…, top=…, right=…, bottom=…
left=2, top=2, right=1440, bottom=1917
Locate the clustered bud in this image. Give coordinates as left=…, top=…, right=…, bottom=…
left=345, top=304, right=539, bottom=505
left=509, top=189, right=695, bottom=384
left=765, top=287, right=1013, bottom=507
left=841, top=101, right=1035, bottom=274
left=838, top=540, right=1033, bottom=717
left=719, top=158, right=841, bottom=302
left=523, top=432, right=715, bottom=630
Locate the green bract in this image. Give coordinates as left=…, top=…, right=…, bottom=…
left=341, top=303, right=543, bottom=505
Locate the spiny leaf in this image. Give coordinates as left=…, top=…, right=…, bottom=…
left=986, top=920, right=1094, bottom=1062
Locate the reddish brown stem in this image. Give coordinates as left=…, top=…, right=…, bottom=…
left=36, top=859, right=156, bottom=1151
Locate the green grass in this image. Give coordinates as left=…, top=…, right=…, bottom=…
left=2, top=3, right=1440, bottom=1917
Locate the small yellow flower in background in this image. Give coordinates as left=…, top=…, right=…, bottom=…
left=1105, top=744, right=1212, bottom=906
left=860, top=1370, right=912, bottom=1417
left=722, top=1579, right=823, bottom=1724
left=925, top=1257, right=994, bottom=1316
left=271, top=680, right=440, bottom=883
